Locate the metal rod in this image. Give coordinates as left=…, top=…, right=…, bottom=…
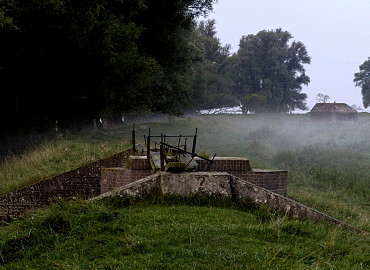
left=191, top=128, right=198, bottom=158
left=204, top=153, right=217, bottom=171
left=147, top=135, right=195, bottom=138
left=134, top=129, right=146, bottom=137
left=161, top=142, right=213, bottom=162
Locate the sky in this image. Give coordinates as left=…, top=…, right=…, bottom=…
left=203, top=0, right=370, bottom=110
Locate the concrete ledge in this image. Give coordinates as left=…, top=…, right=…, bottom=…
left=95, top=172, right=365, bottom=233
left=95, top=173, right=161, bottom=200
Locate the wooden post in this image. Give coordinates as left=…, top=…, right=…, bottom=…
left=160, top=133, right=165, bottom=171
left=160, top=144, right=165, bottom=171
left=132, top=123, right=136, bottom=153
left=177, top=135, right=182, bottom=159
left=147, top=128, right=151, bottom=167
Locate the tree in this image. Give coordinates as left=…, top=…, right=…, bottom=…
left=242, top=94, right=267, bottom=113
left=189, top=20, right=238, bottom=111
left=354, top=57, right=370, bottom=108
left=233, top=28, right=311, bottom=113
left=0, top=0, right=216, bottom=135
left=316, top=93, right=331, bottom=103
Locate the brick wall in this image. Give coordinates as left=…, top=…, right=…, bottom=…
left=0, top=149, right=133, bottom=219
left=232, top=170, right=288, bottom=197
left=195, top=157, right=287, bottom=196
left=101, top=168, right=152, bottom=194
left=100, top=156, right=151, bottom=194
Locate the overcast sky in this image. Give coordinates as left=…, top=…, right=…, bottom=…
left=204, top=0, right=370, bottom=110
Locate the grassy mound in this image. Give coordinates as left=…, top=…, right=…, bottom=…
left=0, top=197, right=368, bottom=269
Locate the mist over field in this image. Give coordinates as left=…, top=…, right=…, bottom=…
left=129, top=113, right=370, bottom=231
left=1, top=113, right=369, bottom=231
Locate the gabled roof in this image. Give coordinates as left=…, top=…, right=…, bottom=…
left=311, top=103, right=358, bottom=113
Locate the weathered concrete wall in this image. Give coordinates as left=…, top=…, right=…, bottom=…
left=0, top=149, right=133, bottom=219
left=161, top=172, right=232, bottom=198
left=95, top=172, right=361, bottom=232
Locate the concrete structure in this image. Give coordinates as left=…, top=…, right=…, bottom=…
left=95, top=172, right=362, bottom=232
left=310, top=103, right=358, bottom=121
left=101, top=156, right=287, bottom=196
left=0, top=147, right=364, bottom=233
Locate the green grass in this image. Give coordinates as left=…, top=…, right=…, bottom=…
left=0, top=197, right=368, bottom=269
left=0, top=135, right=129, bottom=195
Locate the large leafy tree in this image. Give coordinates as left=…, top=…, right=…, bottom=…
left=234, top=29, right=311, bottom=113
left=190, top=20, right=238, bottom=111
left=0, top=0, right=215, bottom=135
left=354, top=57, right=370, bottom=108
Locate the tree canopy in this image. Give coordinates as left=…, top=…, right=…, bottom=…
left=189, top=20, right=238, bottom=111
left=233, top=29, right=311, bottom=113
left=0, top=0, right=215, bottom=135
left=354, top=57, right=370, bottom=108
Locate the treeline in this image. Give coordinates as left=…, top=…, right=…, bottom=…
left=1, top=0, right=314, bottom=136
left=190, top=21, right=311, bottom=114
left=0, top=0, right=215, bottom=135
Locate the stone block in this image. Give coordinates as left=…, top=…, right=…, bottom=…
left=160, top=172, right=232, bottom=198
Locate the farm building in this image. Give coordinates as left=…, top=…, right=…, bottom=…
left=310, top=102, right=358, bottom=121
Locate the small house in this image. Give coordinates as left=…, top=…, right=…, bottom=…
left=310, top=102, right=358, bottom=121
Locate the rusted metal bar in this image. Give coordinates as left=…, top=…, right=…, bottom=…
left=191, top=128, right=198, bottom=157
left=161, top=142, right=213, bottom=163
left=149, top=135, right=195, bottom=138
left=204, top=153, right=217, bottom=171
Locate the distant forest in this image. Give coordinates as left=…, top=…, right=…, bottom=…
left=1, top=0, right=368, bottom=135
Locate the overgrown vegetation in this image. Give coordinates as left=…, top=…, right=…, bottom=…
left=0, top=197, right=368, bottom=269
left=0, top=135, right=129, bottom=195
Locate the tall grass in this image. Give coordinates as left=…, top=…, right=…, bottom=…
left=0, top=135, right=129, bottom=195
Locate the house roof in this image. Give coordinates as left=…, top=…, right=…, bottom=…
left=311, top=103, right=358, bottom=113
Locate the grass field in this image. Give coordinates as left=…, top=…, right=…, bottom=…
left=0, top=113, right=369, bottom=268
left=0, top=197, right=368, bottom=269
